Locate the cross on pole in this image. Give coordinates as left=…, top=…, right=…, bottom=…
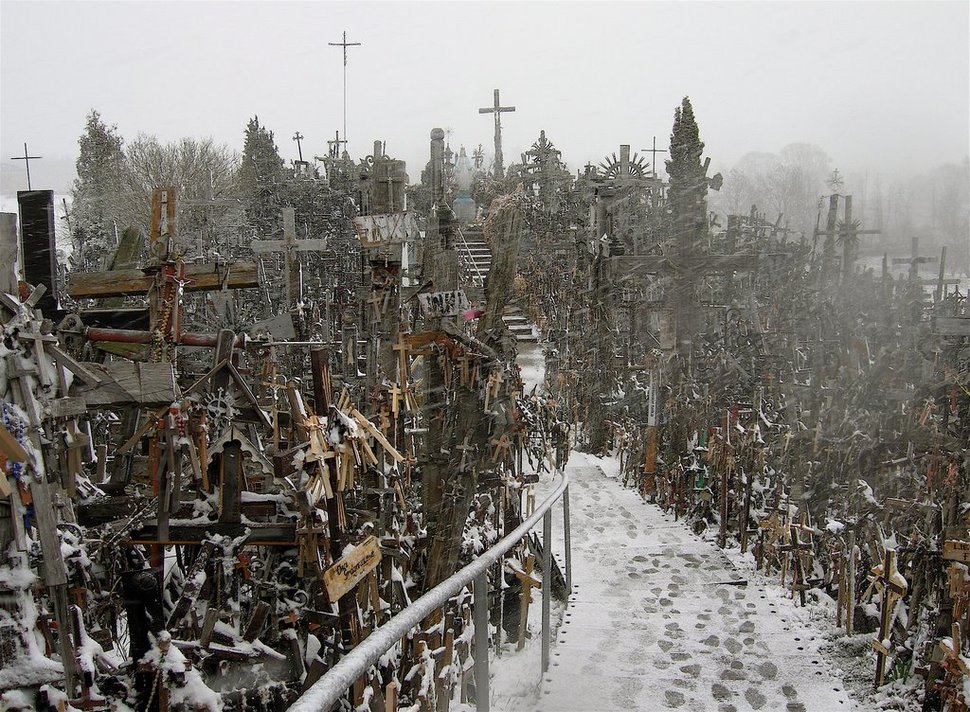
left=478, top=89, right=515, bottom=179
left=11, top=142, right=42, bottom=190
left=293, top=131, right=304, bottom=162
left=640, top=136, right=668, bottom=179
left=328, top=31, right=361, bottom=149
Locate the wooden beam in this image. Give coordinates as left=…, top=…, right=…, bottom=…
left=67, top=261, right=259, bottom=299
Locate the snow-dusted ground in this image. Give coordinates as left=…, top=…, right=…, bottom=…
left=489, top=452, right=861, bottom=711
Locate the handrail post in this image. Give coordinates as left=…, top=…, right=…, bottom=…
left=474, top=570, right=490, bottom=712
left=563, top=483, right=572, bottom=591
left=541, top=508, right=552, bottom=673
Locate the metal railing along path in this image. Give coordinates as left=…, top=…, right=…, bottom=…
left=288, top=469, right=572, bottom=712
left=457, top=226, right=487, bottom=287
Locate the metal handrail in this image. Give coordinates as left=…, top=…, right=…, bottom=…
left=289, top=469, right=571, bottom=712
left=457, top=226, right=487, bottom=287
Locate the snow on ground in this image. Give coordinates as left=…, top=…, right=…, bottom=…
left=490, top=451, right=862, bottom=711
left=517, top=340, right=546, bottom=394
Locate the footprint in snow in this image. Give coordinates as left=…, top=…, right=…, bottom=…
left=657, top=639, right=674, bottom=651
left=724, top=638, right=742, bottom=654
left=680, top=663, right=701, bottom=675
left=711, top=682, right=734, bottom=701
left=756, top=661, right=778, bottom=680
left=738, top=621, right=755, bottom=633
left=701, top=635, right=720, bottom=647
left=663, top=690, right=686, bottom=707
left=670, top=651, right=692, bottom=661
left=744, top=687, right=767, bottom=709
left=781, top=684, right=797, bottom=699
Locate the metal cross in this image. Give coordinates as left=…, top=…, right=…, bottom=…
left=293, top=131, right=304, bottom=162
left=328, top=30, right=362, bottom=147
left=11, top=142, right=42, bottom=190
left=640, top=136, right=668, bottom=179
left=478, top=89, right=515, bottom=179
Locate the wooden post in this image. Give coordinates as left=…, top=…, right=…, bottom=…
left=845, top=529, right=856, bottom=636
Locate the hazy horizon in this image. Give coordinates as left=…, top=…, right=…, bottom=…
left=2, top=1, right=968, bottom=203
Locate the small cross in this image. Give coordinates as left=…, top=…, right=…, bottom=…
left=328, top=131, right=348, bottom=160
left=11, top=142, right=42, bottom=190
left=639, top=136, right=668, bottom=179
left=293, top=131, right=305, bottom=162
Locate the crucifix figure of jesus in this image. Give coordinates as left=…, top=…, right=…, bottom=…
left=478, top=89, right=515, bottom=179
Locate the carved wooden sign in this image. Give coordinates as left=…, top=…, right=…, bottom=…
left=943, top=539, right=970, bottom=563
left=322, top=535, right=382, bottom=601
left=418, top=290, right=470, bottom=318
left=352, top=212, right=418, bottom=249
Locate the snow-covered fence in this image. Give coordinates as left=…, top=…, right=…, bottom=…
left=288, top=469, right=571, bottom=712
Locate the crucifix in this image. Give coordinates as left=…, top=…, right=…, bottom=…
left=478, top=89, right=515, bottom=179
left=640, top=136, right=668, bottom=179
left=11, top=142, right=42, bottom=190
left=293, top=131, right=305, bottom=162
left=252, top=207, right=328, bottom=316
left=326, top=130, right=347, bottom=160
left=328, top=30, right=362, bottom=146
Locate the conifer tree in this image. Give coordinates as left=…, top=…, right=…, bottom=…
left=238, top=116, right=285, bottom=238
left=665, top=97, right=709, bottom=357
left=71, top=110, right=126, bottom=269
left=666, top=96, right=708, bottom=246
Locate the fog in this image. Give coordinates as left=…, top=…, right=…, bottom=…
left=2, top=1, right=968, bottom=237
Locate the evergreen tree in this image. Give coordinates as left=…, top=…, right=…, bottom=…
left=71, top=109, right=126, bottom=270
left=665, top=96, right=709, bottom=357
left=666, top=96, right=708, bottom=246
left=238, top=116, right=285, bottom=238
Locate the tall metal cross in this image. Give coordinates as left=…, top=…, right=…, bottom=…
left=11, top=142, right=42, bottom=190
left=328, top=31, right=361, bottom=148
left=640, top=136, right=668, bottom=179
left=292, top=131, right=304, bottom=162
left=478, top=89, right=515, bottom=179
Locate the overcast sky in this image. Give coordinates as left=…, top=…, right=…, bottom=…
left=1, top=0, right=968, bottom=200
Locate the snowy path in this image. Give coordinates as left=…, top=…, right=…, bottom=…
left=496, top=453, right=858, bottom=712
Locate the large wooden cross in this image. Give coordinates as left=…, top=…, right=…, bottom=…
left=252, top=207, right=328, bottom=311
left=478, top=89, right=515, bottom=179
left=640, top=136, right=668, bottom=179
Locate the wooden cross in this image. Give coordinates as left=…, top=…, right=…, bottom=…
left=326, top=130, right=347, bottom=160
left=639, top=136, right=668, bottom=179
left=507, top=554, right=541, bottom=650
left=870, top=549, right=908, bottom=688
left=252, top=207, right=328, bottom=312
left=11, top=142, right=42, bottom=190
left=478, top=89, right=515, bottom=178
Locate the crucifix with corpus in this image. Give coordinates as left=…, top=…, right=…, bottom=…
left=252, top=207, right=329, bottom=322
left=478, top=89, right=515, bottom=179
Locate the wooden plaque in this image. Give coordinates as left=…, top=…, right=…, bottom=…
left=943, top=540, right=970, bottom=563
left=323, top=535, right=382, bottom=601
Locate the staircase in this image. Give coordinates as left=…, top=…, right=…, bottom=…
left=502, top=305, right=538, bottom=343
left=457, top=227, right=492, bottom=291
left=457, top=227, right=539, bottom=343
